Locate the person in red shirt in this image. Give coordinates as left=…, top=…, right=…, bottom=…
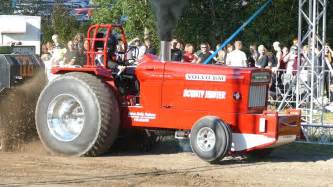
left=182, top=43, right=198, bottom=63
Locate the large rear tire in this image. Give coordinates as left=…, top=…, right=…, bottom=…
left=35, top=72, right=120, bottom=156
left=190, top=116, right=232, bottom=164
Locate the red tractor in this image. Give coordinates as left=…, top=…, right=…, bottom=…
left=35, top=24, right=301, bottom=163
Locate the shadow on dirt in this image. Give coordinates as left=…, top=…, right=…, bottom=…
left=108, top=137, right=333, bottom=164
left=108, top=135, right=192, bottom=156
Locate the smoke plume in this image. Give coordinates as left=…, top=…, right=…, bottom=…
left=151, top=0, right=188, bottom=41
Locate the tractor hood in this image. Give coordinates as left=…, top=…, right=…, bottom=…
left=136, top=55, right=271, bottom=114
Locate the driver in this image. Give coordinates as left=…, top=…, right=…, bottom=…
left=109, top=38, right=138, bottom=96
left=108, top=38, right=134, bottom=75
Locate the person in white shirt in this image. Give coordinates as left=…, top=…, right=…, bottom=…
left=226, top=40, right=247, bottom=67
left=273, top=41, right=282, bottom=72
left=127, top=37, right=146, bottom=61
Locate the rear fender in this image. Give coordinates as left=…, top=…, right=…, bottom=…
left=52, top=67, right=120, bottom=100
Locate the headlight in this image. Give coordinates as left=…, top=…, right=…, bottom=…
left=251, top=72, right=271, bottom=83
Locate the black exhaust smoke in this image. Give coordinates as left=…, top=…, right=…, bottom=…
left=151, top=0, right=188, bottom=61
left=151, top=0, right=188, bottom=41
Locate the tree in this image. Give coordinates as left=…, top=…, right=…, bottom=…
left=92, top=0, right=159, bottom=47
left=41, top=3, right=88, bottom=44
left=0, top=0, right=13, bottom=14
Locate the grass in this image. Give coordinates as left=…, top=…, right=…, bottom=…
left=323, top=112, right=333, bottom=124
left=275, top=142, right=333, bottom=156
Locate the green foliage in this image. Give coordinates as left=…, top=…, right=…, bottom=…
left=240, top=0, right=299, bottom=49
left=0, top=46, right=12, bottom=54
left=92, top=0, right=159, bottom=48
left=41, top=4, right=90, bottom=44
left=0, top=0, right=13, bottom=14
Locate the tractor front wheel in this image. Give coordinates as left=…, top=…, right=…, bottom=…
left=190, top=116, right=232, bottom=164
left=35, top=72, right=120, bottom=156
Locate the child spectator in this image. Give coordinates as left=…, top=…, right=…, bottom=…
left=214, top=44, right=226, bottom=65
left=183, top=43, right=197, bottom=63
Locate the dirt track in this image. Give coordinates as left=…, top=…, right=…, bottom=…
left=0, top=141, right=333, bottom=187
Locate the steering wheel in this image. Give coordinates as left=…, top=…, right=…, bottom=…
left=116, top=65, right=137, bottom=76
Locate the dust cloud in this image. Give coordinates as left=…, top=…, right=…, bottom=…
left=0, top=71, right=46, bottom=152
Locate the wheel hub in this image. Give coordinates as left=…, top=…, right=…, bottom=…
left=197, top=127, right=216, bottom=152
left=47, top=94, right=85, bottom=142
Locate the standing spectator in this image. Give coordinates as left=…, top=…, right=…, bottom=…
left=287, top=38, right=298, bottom=74
left=287, top=51, right=297, bottom=75
left=127, top=37, right=145, bottom=60
left=207, top=43, right=214, bottom=53
left=46, top=42, right=54, bottom=55
left=83, top=39, right=89, bottom=51
left=226, top=44, right=234, bottom=53
left=115, top=39, right=126, bottom=63
left=171, top=39, right=182, bottom=61
left=282, top=46, right=290, bottom=68
left=41, top=44, right=52, bottom=62
left=224, top=44, right=234, bottom=64
left=73, top=33, right=85, bottom=55
left=176, top=40, right=184, bottom=51
left=196, top=43, right=214, bottom=64
left=41, top=43, right=54, bottom=81
left=214, top=44, right=226, bottom=65
left=77, top=39, right=89, bottom=65
left=273, top=41, right=283, bottom=71
left=290, top=38, right=298, bottom=56
left=325, top=45, right=333, bottom=61
left=52, top=34, right=64, bottom=49
left=182, top=43, right=197, bottom=63
left=267, top=51, right=277, bottom=68
left=144, top=38, right=157, bottom=55
left=282, top=45, right=296, bottom=85
left=50, top=34, right=66, bottom=66
left=273, top=42, right=285, bottom=87
left=226, top=41, right=247, bottom=67
left=256, top=45, right=269, bottom=68
left=302, top=45, right=309, bottom=57
left=63, top=40, right=78, bottom=66
left=248, top=44, right=259, bottom=67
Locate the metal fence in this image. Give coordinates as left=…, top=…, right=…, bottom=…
left=268, top=68, right=333, bottom=144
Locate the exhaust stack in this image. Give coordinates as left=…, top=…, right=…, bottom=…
left=160, top=41, right=171, bottom=61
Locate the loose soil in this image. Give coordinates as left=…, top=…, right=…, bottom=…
left=0, top=141, right=333, bottom=187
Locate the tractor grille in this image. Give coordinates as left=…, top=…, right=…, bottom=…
left=248, top=85, right=267, bottom=108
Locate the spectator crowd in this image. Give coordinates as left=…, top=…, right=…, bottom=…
left=41, top=33, right=333, bottom=97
